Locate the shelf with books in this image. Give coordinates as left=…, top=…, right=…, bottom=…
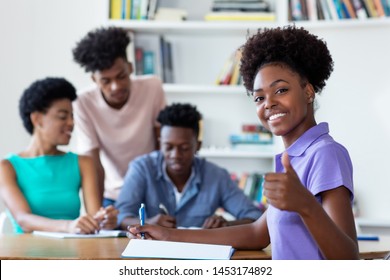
left=290, top=14, right=390, bottom=28
left=109, top=19, right=278, bottom=35
left=163, top=84, right=247, bottom=95
left=288, top=0, right=390, bottom=25
left=108, top=1, right=390, bottom=35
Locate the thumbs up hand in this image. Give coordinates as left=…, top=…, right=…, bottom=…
left=263, top=152, right=312, bottom=212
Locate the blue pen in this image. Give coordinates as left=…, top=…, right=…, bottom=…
left=139, top=203, right=145, bottom=239
left=357, top=234, right=379, bottom=241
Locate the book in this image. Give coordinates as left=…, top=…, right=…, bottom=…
left=122, top=239, right=235, bottom=259
left=307, top=0, right=319, bottom=20
left=373, top=0, right=386, bottom=16
left=381, top=0, right=390, bottom=15
left=326, top=0, right=341, bottom=19
left=33, top=230, right=127, bottom=239
left=290, top=0, right=304, bottom=20
left=147, top=0, right=159, bottom=20
left=342, top=0, right=357, bottom=18
left=351, top=0, right=369, bottom=18
left=126, top=31, right=136, bottom=73
left=215, top=52, right=235, bottom=85
left=204, top=11, right=276, bottom=21
left=135, top=47, right=144, bottom=75
left=363, top=0, right=378, bottom=17
left=160, top=37, right=174, bottom=83
left=109, top=0, right=122, bottom=19
left=143, top=50, right=155, bottom=74
left=319, top=0, right=332, bottom=20
left=121, top=0, right=131, bottom=19
left=230, top=50, right=242, bottom=85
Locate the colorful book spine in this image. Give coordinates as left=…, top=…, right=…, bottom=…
left=110, top=0, right=122, bottom=19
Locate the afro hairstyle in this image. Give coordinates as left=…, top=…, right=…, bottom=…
left=157, top=103, right=202, bottom=138
left=19, top=77, right=77, bottom=134
left=240, top=25, right=334, bottom=94
left=72, top=26, right=130, bottom=72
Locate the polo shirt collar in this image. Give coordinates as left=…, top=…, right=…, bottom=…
left=284, top=122, right=329, bottom=157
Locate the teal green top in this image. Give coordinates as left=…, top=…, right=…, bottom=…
left=6, top=152, right=82, bottom=233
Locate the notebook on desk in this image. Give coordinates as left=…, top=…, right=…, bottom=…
left=122, top=239, right=235, bottom=260
left=32, top=229, right=127, bottom=238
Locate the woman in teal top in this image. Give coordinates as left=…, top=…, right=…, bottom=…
left=0, top=77, right=118, bottom=234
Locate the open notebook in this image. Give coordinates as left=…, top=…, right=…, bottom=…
left=122, top=239, right=235, bottom=260
left=32, top=230, right=127, bottom=238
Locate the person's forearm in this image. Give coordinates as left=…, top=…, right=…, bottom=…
left=16, top=213, right=70, bottom=233
left=168, top=222, right=264, bottom=249
left=227, top=218, right=254, bottom=226
left=300, top=201, right=358, bottom=259
left=96, top=165, right=105, bottom=203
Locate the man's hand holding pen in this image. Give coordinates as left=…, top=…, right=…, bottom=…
left=148, top=214, right=176, bottom=228
left=149, top=203, right=176, bottom=228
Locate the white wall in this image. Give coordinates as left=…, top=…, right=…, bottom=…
left=310, top=25, right=390, bottom=221
left=0, top=0, right=389, bottom=223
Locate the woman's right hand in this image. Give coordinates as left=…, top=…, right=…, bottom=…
left=67, top=214, right=100, bottom=234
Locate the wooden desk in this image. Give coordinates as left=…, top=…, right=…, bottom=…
left=358, top=235, right=390, bottom=259
left=1, top=234, right=389, bottom=260
left=0, top=234, right=271, bottom=260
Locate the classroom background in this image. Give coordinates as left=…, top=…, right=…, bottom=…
left=1, top=0, right=390, bottom=234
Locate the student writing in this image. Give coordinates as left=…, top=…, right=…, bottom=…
left=0, top=78, right=118, bottom=234
left=116, top=103, right=262, bottom=229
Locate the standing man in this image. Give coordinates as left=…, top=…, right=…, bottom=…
left=72, top=27, right=166, bottom=207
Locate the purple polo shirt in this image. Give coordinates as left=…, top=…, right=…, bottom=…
left=267, top=122, right=354, bottom=260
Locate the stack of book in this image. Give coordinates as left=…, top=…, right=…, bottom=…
left=135, top=47, right=155, bottom=75
left=229, top=124, right=273, bottom=150
left=289, top=0, right=390, bottom=21
left=238, top=172, right=267, bottom=211
left=131, top=35, right=174, bottom=82
left=215, top=50, right=242, bottom=85
left=109, top=0, right=159, bottom=20
left=205, top=0, right=276, bottom=21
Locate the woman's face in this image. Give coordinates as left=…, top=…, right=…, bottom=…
left=252, top=64, right=316, bottom=147
left=34, top=98, right=74, bottom=146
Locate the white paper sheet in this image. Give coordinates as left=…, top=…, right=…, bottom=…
left=122, top=239, right=235, bottom=260
left=32, top=230, right=127, bottom=238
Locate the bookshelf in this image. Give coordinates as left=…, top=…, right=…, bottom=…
left=105, top=0, right=389, bottom=179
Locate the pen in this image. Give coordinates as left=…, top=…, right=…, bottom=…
left=159, top=203, right=169, bottom=215
left=357, top=235, right=379, bottom=241
left=139, top=203, right=145, bottom=239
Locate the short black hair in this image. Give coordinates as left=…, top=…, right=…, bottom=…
left=157, top=103, right=202, bottom=137
left=19, top=77, right=77, bottom=134
left=240, top=25, right=334, bottom=94
left=72, top=26, right=130, bottom=72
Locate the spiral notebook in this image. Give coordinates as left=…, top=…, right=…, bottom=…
left=122, top=239, right=235, bottom=260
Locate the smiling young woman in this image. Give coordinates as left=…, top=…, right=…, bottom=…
left=128, top=26, right=359, bottom=260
